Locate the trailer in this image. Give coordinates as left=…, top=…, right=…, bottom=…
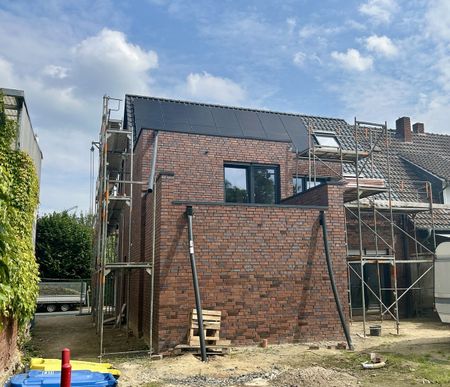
left=37, top=281, right=87, bottom=313
left=436, top=242, right=450, bottom=323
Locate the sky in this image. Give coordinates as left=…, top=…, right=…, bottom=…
left=1, top=0, right=449, bottom=214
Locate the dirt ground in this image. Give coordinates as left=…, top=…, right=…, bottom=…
left=30, top=314, right=146, bottom=360
left=28, top=315, right=450, bottom=386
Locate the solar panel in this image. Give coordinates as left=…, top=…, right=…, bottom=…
left=127, top=96, right=311, bottom=151
left=210, top=107, right=244, bottom=137
left=187, top=104, right=215, bottom=126
left=234, top=110, right=267, bottom=139
left=132, top=99, right=164, bottom=138
left=279, top=115, right=309, bottom=152
left=258, top=112, right=291, bottom=142
left=160, top=100, right=191, bottom=125
left=191, top=124, right=220, bottom=136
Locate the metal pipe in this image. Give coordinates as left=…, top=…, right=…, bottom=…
left=147, top=131, right=159, bottom=192
left=354, top=118, right=366, bottom=337
left=385, top=121, right=400, bottom=334
left=320, top=211, right=354, bottom=350
left=186, top=206, right=207, bottom=362
left=149, top=176, right=157, bottom=354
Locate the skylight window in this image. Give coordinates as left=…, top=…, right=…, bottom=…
left=314, top=133, right=340, bottom=148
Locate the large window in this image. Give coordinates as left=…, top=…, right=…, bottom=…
left=224, top=163, right=280, bottom=204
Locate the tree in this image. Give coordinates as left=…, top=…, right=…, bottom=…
left=36, top=212, right=93, bottom=279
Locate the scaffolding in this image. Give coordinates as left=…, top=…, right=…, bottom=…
left=304, top=118, right=436, bottom=336
left=91, top=96, right=152, bottom=358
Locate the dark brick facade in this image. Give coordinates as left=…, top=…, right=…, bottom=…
left=126, top=129, right=351, bottom=351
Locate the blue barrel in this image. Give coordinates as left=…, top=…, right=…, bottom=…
left=6, top=370, right=117, bottom=386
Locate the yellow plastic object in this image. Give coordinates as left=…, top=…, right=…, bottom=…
left=30, top=358, right=121, bottom=378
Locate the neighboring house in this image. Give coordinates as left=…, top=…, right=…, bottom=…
left=1, top=88, right=43, bottom=181
left=96, top=95, right=449, bottom=353
left=312, top=117, right=450, bottom=318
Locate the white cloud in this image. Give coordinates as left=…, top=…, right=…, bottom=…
left=292, top=51, right=322, bottom=68
left=286, top=17, right=296, bottom=34
left=298, top=24, right=341, bottom=40
left=43, top=65, right=69, bottom=79
left=359, top=0, right=398, bottom=24
left=0, top=25, right=160, bottom=213
left=365, top=35, right=398, bottom=57
left=331, top=49, right=373, bottom=71
left=293, top=52, right=306, bottom=67
left=435, top=56, right=450, bottom=92
left=182, top=72, right=246, bottom=105
left=0, top=57, right=16, bottom=87
left=425, top=0, right=450, bottom=42
left=72, top=28, right=158, bottom=97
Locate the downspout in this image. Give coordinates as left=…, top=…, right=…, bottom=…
left=148, top=130, right=158, bottom=354
left=147, top=131, right=159, bottom=193
left=186, top=206, right=207, bottom=362
left=319, top=211, right=354, bottom=350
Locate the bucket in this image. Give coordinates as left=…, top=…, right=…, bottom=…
left=369, top=325, right=382, bottom=336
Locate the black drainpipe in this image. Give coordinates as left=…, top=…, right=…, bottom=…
left=186, top=206, right=207, bottom=361
left=320, top=211, right=354, bottom=350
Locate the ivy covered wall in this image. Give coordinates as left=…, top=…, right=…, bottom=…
left=0, top=94, right=39, bottom=327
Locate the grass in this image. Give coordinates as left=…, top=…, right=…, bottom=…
left=334, top=350, right=450, bottom=385
left=385, top=353, right=450, bottom=384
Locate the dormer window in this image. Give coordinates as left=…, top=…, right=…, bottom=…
left=314, top=132, right=340, bottom=148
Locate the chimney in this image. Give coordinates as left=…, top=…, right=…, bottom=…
left=413, top=122, right=425, bottom=134
left=396, top=116, right=412, bottom=142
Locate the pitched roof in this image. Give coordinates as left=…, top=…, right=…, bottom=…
left=124, top=94, right=349, bottom=152
left=332, top=126, right=450, bottom=229
left=399, top=151, right=450, bottom=182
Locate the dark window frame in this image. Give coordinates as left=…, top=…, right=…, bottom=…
left=224, top=162, right=281, bottom=204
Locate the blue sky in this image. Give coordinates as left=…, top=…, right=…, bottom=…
left=1, top=0, right=449, bottom=213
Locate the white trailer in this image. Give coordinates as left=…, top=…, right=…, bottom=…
left=37, top=281, right=87, bottom=313
left=435, top=242, right=450, bottom=323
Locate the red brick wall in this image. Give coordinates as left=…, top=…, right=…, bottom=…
left=127, top=130, right=349, bottom=349
left=150, top=178, right=347, bottom=350
left=0, top=316, right=18, bottom=376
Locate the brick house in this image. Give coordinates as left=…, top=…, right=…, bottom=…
left=101, top=95, right=450, bottom=353
left=115, top=95, right=358, bottom=352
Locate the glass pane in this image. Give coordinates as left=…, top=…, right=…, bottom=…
left=315, top=134, right=340, bottom=147
left=254, top=167, right=276, bottom=204
left=225, top=167, right=249, bottom=203
left=293, top=177, right=303, bottom=194
left=305, top=178, right=325, bottom=190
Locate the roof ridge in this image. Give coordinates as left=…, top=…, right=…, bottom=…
left=412, top=131, right=450, bottom=138
left=124, top=94, right=349, bottom=123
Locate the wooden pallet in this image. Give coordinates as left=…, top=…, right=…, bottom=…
left=188, top=309, right=222, bottom=346
left=174, top=344, right=232, bottom=356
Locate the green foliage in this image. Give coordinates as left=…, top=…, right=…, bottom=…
left=0, top=94, right=40, bottom=327
left=36, top=212, right=93, bottom=279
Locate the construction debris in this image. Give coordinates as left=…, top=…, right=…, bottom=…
left=362, top=352, right=386, bottom=369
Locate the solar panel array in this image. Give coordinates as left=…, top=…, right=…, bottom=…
left=129, top=96, right=310, bottom=151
